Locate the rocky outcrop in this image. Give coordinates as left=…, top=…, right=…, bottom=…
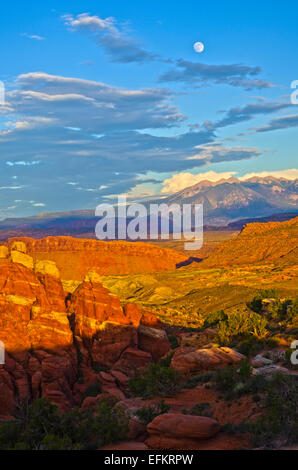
left=171, top=346, right=244, bottom=374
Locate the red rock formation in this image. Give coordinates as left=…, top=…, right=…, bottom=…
left=0, top=244, right=168, bottom=417
left=6, top=236, right=187, bottom=278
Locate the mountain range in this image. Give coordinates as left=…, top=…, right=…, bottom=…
left=158, top=176, right=298, bottom=225
left=0, top=176, right=297, bottom=240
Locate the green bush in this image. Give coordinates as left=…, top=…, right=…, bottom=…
left=237, top=337, right=278, bottom=357
left=218, top=310, right=268, bottom=345
left=204, top=310, right=227, bottom=327
left=249, top=289, right=280, bottom=314
left=213, top=363, right=266, bottom=401
left=129, top=360, right=182, bottom=398
left=168, top=335, right=179, bottom=350
left=136, top=400, right=170, bottom=424
left=287, top=297, right=298, bottom=325
left=184, top=372, right=214, bottom=389
left=244, top=374, right=298, bottom=448
left=0, top=397, right=129, bottom=450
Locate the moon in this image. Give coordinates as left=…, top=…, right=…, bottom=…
left=193, top=41, right=204, bottom=53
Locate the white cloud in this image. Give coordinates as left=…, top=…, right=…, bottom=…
left=161, top=171, right=237, bottom=193
left=6, top=160, right=41, bottom=166
left=239, top=169, right=298, bottom=181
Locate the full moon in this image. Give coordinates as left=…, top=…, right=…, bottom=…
left=193, top=41, right=204, bottom=53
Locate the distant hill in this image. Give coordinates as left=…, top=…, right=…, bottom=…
left=201, top=216, right=298, bottom=268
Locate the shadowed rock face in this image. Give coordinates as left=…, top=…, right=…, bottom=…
left=5, top=236, right=187, bottom=278
left=0, top=243, right=171, bottom=418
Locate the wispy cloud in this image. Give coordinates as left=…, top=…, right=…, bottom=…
left=63, top=13, right=158, bottom=64
left=21, top=33, right=45, bottom=41
left=212, top=101, right=291, bottom=129
left=6, top=160, right=41, bottom=166
left=255, top=114, right=298, bottom=133
left=160, top=59, right=275, bottom=89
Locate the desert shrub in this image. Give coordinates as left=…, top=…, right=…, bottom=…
left=129, top=361, right=182, bottom=398
left=237, top=337, right=278, bottom=357
left=40, top=434, right=76, bottom=450
left=249, top=289, right=280, bottom=314
left=168, top=334, right=179, bottom=350
left=158, top=351, right=175, bottom=368
left=184, top=372, right=214, bottom=389
left=182, top=402, right=213, bottom=417
left=244, top=374, right=298, bottom=448
left=0, top=397, right=128, bottom=450
left=213, top=362, right=266, bottom=401
left=287, top=297, right=298, bottom=325
left=136, top=400, right=170, bottom=424
left=218, top=310, right=268, bottom=345
left=204, top=310, right=227, bottom=327
left=94, top=399, right=129, bottom=446
left=0, top=421, right=23, bottom=450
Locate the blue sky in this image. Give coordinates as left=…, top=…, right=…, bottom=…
left=0, top=0, right=297, bottom=217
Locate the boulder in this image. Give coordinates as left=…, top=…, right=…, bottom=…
left=146, top=413, right=220, bottom=449
left=252, top=365, right=293, bottom=377
left=171, top=346, right=244, bottom=374
left=138, top=324, right=170, bottom=362
left=113, top=348, right=152, bottom=376
left=251, top=355, right=273, bottom=368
